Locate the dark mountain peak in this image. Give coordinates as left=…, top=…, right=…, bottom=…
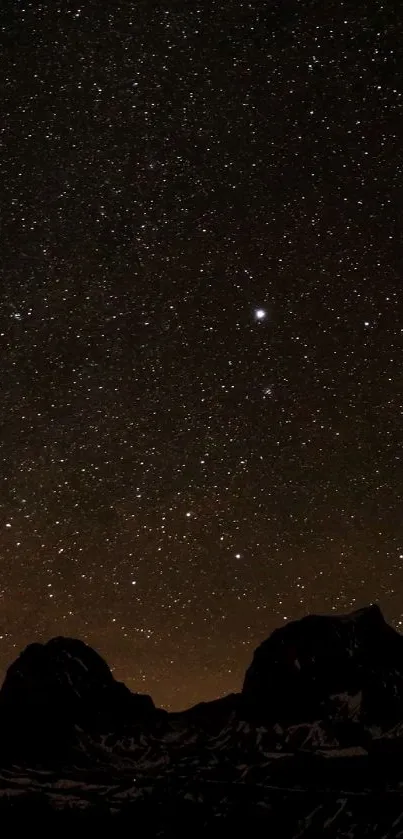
left=0, top=636, right=115, bottom=708
left=243, top=604, right=403, bottom=724
left=338, top=603, right=383, bottom=623
left=269, top=603, right=388, bottom=659
left=0, top=636, right=155, bottom=728
left=1, top=637, right=115, bottom=704
left=301, top=603, right=386, bottom=634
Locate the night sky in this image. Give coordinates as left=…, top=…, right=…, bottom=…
left=1, top=1, right=401, bottom=709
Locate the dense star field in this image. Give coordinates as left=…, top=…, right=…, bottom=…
left=1, top=1, right=401, bottom=708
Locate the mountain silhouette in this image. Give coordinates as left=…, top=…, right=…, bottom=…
left=0, top=636, right=158, bottom=761
left=0, top=635, right=155, bottom=717
left=243, top=604, right=403, bottom=725
left=0, top=604, right=403, bottom=834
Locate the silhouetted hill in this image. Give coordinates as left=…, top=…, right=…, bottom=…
left=1, top=605, right=403, bottom=834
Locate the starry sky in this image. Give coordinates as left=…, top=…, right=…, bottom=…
left=1, top=1, right=401, bottom=709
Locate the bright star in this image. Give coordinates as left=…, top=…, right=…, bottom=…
left=254, top=308, right=267, bottom=321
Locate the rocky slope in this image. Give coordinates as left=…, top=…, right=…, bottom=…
left=1, top=605, right=403, bottom=835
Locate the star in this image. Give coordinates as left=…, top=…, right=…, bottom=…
left=254, top=308, right=267, bottom=321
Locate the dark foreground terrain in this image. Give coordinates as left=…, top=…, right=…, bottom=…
left=2, top=605, right=403, bottom=835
